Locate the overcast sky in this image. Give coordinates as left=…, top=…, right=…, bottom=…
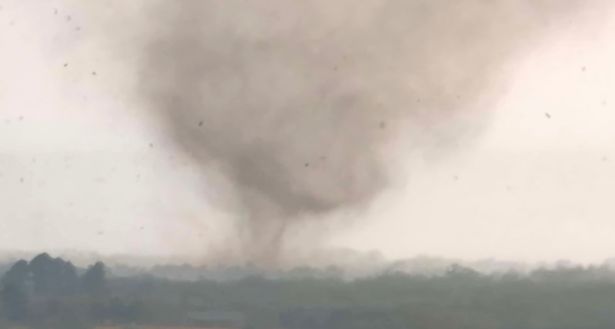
left=1, top=0, right=614, bottom=264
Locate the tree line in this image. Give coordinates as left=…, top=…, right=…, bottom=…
left=3, top=254, right=615, bottom=328
left=0, top=253, right=123, bottom=329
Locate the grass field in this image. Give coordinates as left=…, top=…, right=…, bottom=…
left=96, top=326, right=227, bottom=329
left=4, top=325, right=227, bottom=329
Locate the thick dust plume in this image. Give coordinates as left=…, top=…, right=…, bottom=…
left=138, top=0, right=601, bottom=264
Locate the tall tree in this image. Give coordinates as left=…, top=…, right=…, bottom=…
left=82, top=262, right=107, bottom=297
left=29, top=253, right=79, bottom=296
left=1, top=259, right=31, bottom=321
left=2, top=260, right=30, bottom=287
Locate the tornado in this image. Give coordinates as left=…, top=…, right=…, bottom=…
left=137, top=0, right=607, bottom=265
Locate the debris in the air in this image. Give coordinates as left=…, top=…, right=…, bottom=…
left=304, top=163, right=310, bottom=167
left=198, top=121, right=204, bottom=127
left=149, top=143, right=154, bottom=148
left=92, top=71, right=97, bottom=76
left=54, top=8, right=58, bottom=15
left=379, top=121, right=387, bottom=129
left=545, top=112, right=551, bottom=119
left=581, top=66, right=586, bottom=72
left=66, top=15, right=71, bottom=21
left=63, top=63, right=68, bottom=67
left=453, top=175, right=459, bottom=181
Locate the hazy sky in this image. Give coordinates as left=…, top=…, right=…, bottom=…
left=1, top=0, right=614, bottom=264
